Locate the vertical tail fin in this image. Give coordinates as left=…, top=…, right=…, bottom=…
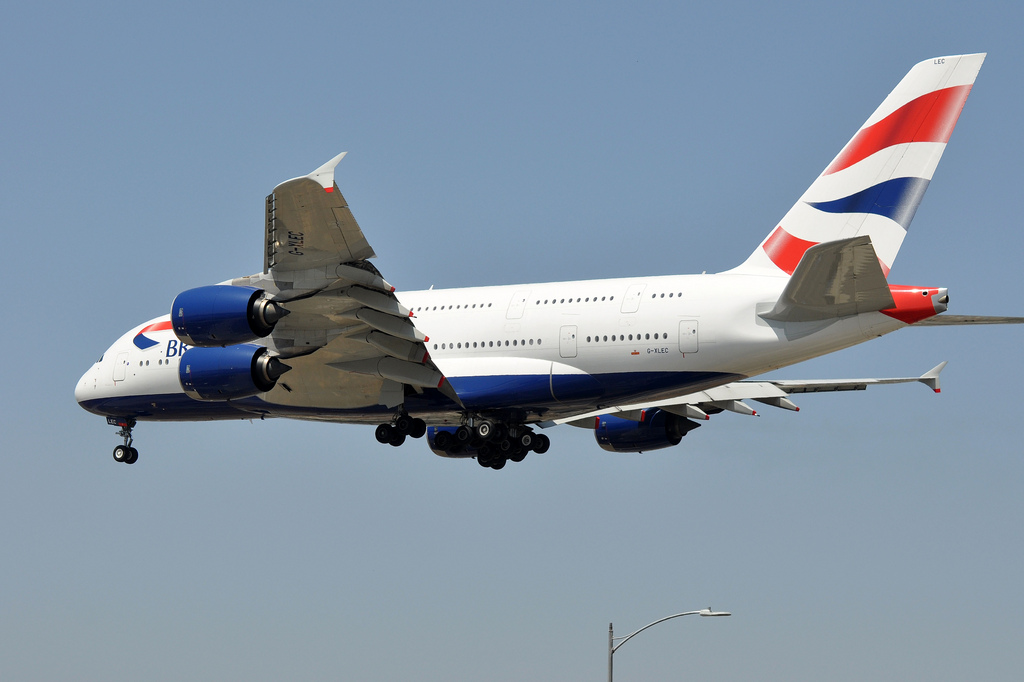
left=730, top=53, right=986, bottom=276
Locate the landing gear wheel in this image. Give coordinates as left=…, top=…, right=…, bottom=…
left=375, top=424, right=393, bottom=444
left=532, top=433, right=550, bottom=454
left=388, top=432, right=407, bottom=447
left=518, top=432, right=533, bottom=449
left=113, top=445, right=131, bottom=463
left=509, top=448, right=527, bottom=463
left=477, top=454, right=493, bottom=468
left=475, top=421, right=493, bottom=440
left=126, top=447, right=139, bottom=465
left=490, top=458, right=507, bottom=470
left=454, top=426, right=472, bottom=444
left=434, top=430, right=452, bottom=450
left=409, top=418, right=427, bottom=439
left=395, top=415, right=412, bottom=435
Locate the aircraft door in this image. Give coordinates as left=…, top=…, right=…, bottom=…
left=113, top=351, right=129, bottom=381
left=559, top=325, right=578, bottom=358
left=620, top=284, right=646, bottom=313
left=506, top=290, right=531, bottom=319
left=678, top=320, right=699, bottom=353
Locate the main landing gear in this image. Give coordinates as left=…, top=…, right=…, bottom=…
left=107, top=416, right=139, bottom=465
left=470, top=422, right=550, bottom=470
left=432, top=420, right=551, bottom=470
left=374, top=413, right=428, bottom=447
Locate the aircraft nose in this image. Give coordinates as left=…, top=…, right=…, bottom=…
left=75, top=366, right=95, bottom=409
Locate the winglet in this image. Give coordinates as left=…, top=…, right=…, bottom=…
left=307, top=151, right=348, bottom=191
left=918, top=361, right=948, bottom=393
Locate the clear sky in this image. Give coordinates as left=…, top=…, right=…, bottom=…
left=2, top=2, right=1022, bottom=680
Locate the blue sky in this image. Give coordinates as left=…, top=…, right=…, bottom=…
left=2, top=2, right=1022, bottom=680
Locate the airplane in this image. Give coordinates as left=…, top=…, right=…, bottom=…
left=76, top=53, right=1022, bottom=469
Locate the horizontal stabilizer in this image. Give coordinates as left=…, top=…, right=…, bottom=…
left=912, top=314, right=1024, bottom=326
left=761, top=236, right=894, bottom=322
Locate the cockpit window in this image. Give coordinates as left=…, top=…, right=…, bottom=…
left=97, top=354, right=104, bottom=363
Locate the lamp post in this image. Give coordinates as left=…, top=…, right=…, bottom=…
left=608, top=608, right=730, bottom=682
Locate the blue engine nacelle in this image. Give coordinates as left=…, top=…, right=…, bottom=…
left=179, top=344, right=291, bottom=401
left=594, top=409, right=700, bottom=453
left=171, top=285, right=287, bottom=347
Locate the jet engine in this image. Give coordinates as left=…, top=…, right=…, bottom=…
left=171, top=285, right=286, bottom=347
left=594, top=409, right=700, bottom=453
left=179, top=344, right=291, bottom=401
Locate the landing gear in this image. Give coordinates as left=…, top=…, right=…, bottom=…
left=107, top=417, right=139, bottom=464
left=375, top=414, right=427, bottom=448
left=475, top=420, right=494, bottom=440
left=113, top=445, right=138, bottom=464
left=468, top=421, right=552, bottom=470
left=532, top=433, right=550, bottom=454
left=421, top=413, right=556, bottom=468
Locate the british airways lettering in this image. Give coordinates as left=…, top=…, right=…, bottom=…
left=166, top=339, right=190, bottom=357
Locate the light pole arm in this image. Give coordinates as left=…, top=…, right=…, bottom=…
left=610, top=611, right=702, bottom=654
left=608, top=608, right=729, bottom=682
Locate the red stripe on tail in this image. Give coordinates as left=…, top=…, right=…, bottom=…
left=762, top=227, right=818, bottom=275
left=825, top=85, right=972, bottom=175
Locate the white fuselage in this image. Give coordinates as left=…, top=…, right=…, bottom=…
left=75, top=271, right=907, bottom=425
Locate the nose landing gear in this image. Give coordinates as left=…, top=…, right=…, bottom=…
left=107, top=417, right=139, bottom=464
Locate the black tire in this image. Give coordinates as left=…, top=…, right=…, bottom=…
left=497, top=438, right=512, bottom=453
left=454, top=426, right=472, bottom=444
left=395, top=415, right=412, bottom=435
left=518, top=432, right=533, bottom=449
left=492, top=423, right=508, bottom=441
left=433, top=430, right=452, bottom=450
left=126, top=448, right=139, bottom=465
left=509, top=448, right=527, bottom=463
left=410, top=418, right=427, bottom=439
left=532, top=433, right=550, bottom=454
left=475, top=421, right=493, bottom=440
left=490, top=458, right=507, bottom=470
left=477, top=454, right=492, bottom=468
left=113, top=445, right=130, bottom=463
left=389, top=432, right=407, bottom=447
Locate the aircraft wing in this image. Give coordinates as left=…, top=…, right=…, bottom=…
left=242, top=153, right=457, bottom=414
left=264, top=152, right=375, bottom=273
left=539, top=363, right=947, bottom=428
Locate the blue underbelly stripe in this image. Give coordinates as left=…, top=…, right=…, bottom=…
left=79, top=371, right=741, bottom=421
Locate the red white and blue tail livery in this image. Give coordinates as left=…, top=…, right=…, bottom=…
left=734, top=53, right=985, bottom=278
left=75, top=54, right=1022, bottom=469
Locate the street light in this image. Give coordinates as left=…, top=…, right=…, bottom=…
left=608, top=608, right=730, bottom=682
